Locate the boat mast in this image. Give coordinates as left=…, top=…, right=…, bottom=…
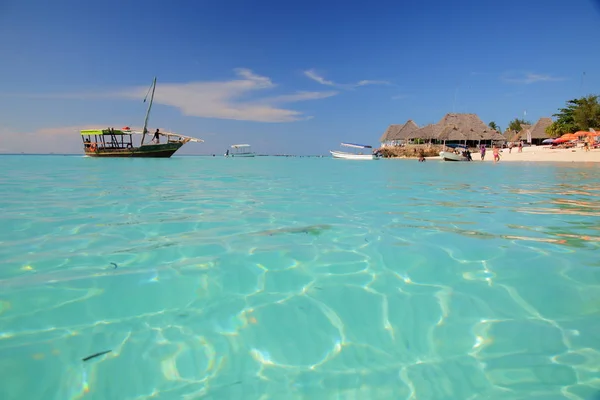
left=141, top=77, right=157, bottom=145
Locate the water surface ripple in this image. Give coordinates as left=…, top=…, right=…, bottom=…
left=0, top=156, right=599, bottom=399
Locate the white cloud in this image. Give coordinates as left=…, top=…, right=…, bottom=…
left=304, top=69, right=391, bottom=89
left=502, top=71, right=566, bottom=84
left=4, top=69, right=337, bottom=123
left=260, top=90, right=338, bottom=104
left=114, top=68, right=336, bottom=123
left=357, top=80, right=390, bottom=86
left=304, top=69, right=337, bottom=86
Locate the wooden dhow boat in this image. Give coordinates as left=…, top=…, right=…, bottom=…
left=81, top=77, right=203, bottom=158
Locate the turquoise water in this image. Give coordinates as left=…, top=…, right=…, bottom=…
left=1, top=155, right=599, bottom=400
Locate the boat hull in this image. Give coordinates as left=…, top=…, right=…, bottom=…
left=439, top=151, right=469, bottom=162
left=84, top=142, right=184, bottom=158
left=330, top=150, right=379, bottom=160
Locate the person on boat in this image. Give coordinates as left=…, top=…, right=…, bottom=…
left=153, top=129, right=160, bottom=144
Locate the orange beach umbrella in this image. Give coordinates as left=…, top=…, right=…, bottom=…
left=560, top=133, right=578, bottom=141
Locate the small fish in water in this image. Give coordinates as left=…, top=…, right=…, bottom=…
left=82, top=350, right=112, bottom=362
left=256, top=224, right=332, bottom=237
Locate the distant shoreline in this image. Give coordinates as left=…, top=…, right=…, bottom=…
left=3, top=147, right=599, bottom=163
left=0, top=153, right=330, bottom=158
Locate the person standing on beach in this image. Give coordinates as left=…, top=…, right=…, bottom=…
left=518, top=141, right=523, bottom=153
left=508, top=142, right=513, bottom=153
left=480, top=145, right=486, bottom=161
left=493, top=146, right=500, bottom=163
left=585, top=135, right=592, bottom=151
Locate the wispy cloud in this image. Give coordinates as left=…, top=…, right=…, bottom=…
left=304, top=69, right=391, bottom=89
left=258, top=91, right=338, bottom=104
left=115, top=68, right=338, bottom=123
left=356, top=80, right=391, bottom=86
left=304, top=69, right=337, bottom=86
left=5, top=69, right=338, bottom=123
left=501, top=71, right=566, bottom=84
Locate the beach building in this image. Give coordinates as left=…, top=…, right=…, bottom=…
left=407, top=123, right=438, bottom=143
left=379, top=124, right=404, bottom=147
left=525, top=118, right=553, bottom=145
left=379, top=120, right=419, bottom=147
left=504, top=124, right=531, bottom=143
left=499, top=118, right=553, bottom=145
left=405, top=113, right=504, bottom=146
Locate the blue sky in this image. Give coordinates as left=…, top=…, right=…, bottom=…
left=1, top=0, right=599, bottom=155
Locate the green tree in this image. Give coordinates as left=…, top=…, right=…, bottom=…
left=545, top=95, right=600, bottom=136
left=550, top=98, right=581, bottom=135
left=545, top=122, right=565, bottom=138
left=507, top=118, right=531, bottom=132
left=573, top=95, right=600, bottom=130
left=488, top=121, right=500, bottom=132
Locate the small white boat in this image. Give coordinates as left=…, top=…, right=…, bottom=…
left=227, top=144, right=255, bottom=157
left=330, top=142, right=380, bottom=160
left=439, top=144, right=472, bottom=161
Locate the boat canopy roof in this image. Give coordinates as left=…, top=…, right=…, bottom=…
left=231, top=144, right=251, bottom=148
left=446, top=143, right=468, bottom=149
left=81, top=129, right=131, bottom=136
left=80, top=128, right=204, bottom=142
left=341, top=142, right=372, bottom=149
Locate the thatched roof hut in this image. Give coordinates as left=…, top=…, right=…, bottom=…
left=506, top=124, right=531, bottom=142
left=504, top=129, right=518, bottom=142
left=379, top=124, right=405, bottom=143
left=437, top=125, right=468, bottom=141
left=432, top=113, right=500, bottom=142
left=487, top=130, right=506, bottom=142
left=379, top=120, right=420, bottom=144
left=381, top=113, right=512, bottom=144
left=394, top=120, right=419, bottom=141
left=527, top=118, right=553, bottom=141
left=409, top=123, right=439, bottom=140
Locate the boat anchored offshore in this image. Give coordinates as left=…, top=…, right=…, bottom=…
left=81, top=77, right=203, bottom=158
left=330, top=142, right=380, bottom=160
left=225, top=144, right=255, bottom=157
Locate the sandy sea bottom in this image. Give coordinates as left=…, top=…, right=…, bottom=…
left=0, top=156, right=599, bottom=400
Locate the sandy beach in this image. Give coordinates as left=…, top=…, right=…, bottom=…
left=430, top=145, right=600, bottom=163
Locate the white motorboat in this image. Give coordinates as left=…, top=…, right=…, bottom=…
left=439, top=144, right=472, bottom=161
left=226, top=144, right=255, bottom=157
left=330, top=142, right=380, bottom=160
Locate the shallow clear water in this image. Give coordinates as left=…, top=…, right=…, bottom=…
left=0, top=155, right=599, bottom=400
